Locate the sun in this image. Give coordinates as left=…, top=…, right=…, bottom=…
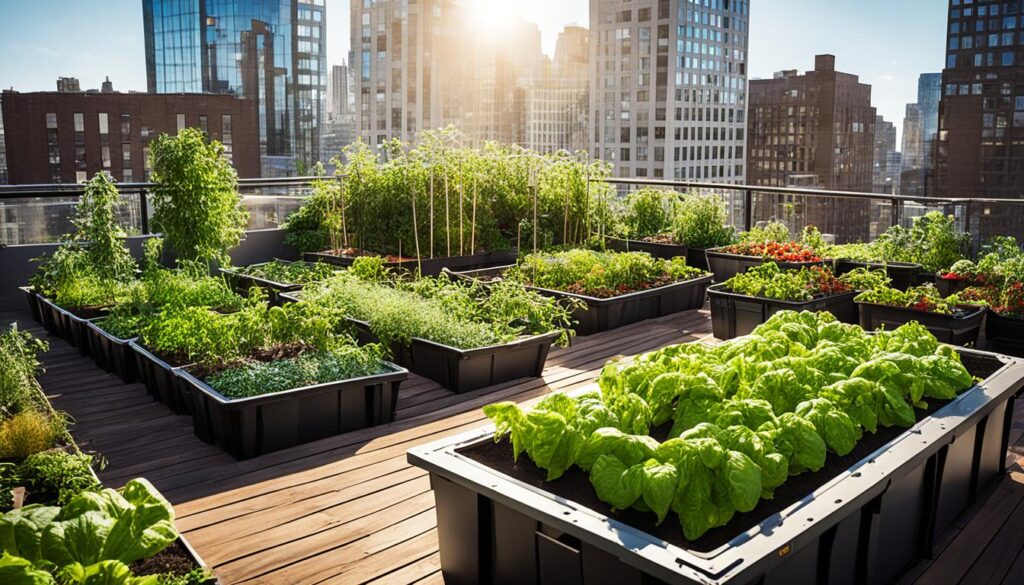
left=467, top=0, right=518, bottom=35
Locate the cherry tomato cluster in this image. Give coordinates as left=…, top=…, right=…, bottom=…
left=724, top=242, right=822, bottom=263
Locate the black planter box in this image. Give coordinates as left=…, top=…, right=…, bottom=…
left=65, top=311, right=98, bottom=357
left=914, top=271, right=938, bottom=287
left=176, top=362, right=407, bottom=460
left=856, top=302, right=986, bottom=346
left=708, top=285, right=858, bottom=340
left=302, top=250, right=518, bottom=277
left=345, top=315, right=558, bottom=394
left=686, top=246, right=710, bottom=271
left=35, top=295, right=66, bottom=338
left=21, top=286, right=41, bottom=324
left=604, top=236, right=687, bottom=260
left=984, top=311, right=1024, bottom=357
left=935, top=275, right=978, bottom=297
left=450, top=266, right=713, bottom=337
left=85, top=319, right=138, bottom=383
left=705, top=247, right=824, bottom=283
left=408, top=348, right=1023, bottom=585
left=833, top=260, right=922, bottom=291
left=130, top=341, right=195, bottom=415
left=219, top=261, right=325, bottom=304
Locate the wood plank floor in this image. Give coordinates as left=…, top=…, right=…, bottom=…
left=5, top=303, right=1024, bottom=585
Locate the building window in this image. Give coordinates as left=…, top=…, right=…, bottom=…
left=98, top=113, right=109, bottom=136
left=46, top=113, right=57, bottom=129
left=176, top=114, right=185, bottom=132
left=73, top=113, right=84, bottom=132
left=120, top=114, right=131, bottom=139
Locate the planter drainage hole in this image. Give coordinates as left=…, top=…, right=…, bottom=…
left=852, top=472, right=862, bottom=478
left=834, top=499, right=843, bottom=504
left=563, top=511, right=571, bottom=516
left=807, top=518, right=814, bottom=522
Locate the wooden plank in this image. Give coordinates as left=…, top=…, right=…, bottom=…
left=958, top=476, right=1024, bottom=585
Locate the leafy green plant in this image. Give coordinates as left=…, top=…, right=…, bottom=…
left=854, top=284, right=979, bottom=315
left=672, top=192, right=736, bottom=249
left=620, top=188, right=676, bottom=239
left=149, top=128, right=249, bottom=266
left=0, top=325, right=48, bottom=414
left=722, top=263, right=853, bottom=302
left=739, top=221, right=790, bottom=245
left=237, top=260, right=336, bottom=286
left=483, top=310, right=974, bottom=540
left=837, top=267, right=891, bottom=291
left=14, top=451, right=100, bottom=507
left=507, top=249, right=706, bottom=298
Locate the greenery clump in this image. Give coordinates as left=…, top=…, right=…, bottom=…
left=619, top=188, right=677, bottom=239
left=149, top=128, right=249, bottom=266
left=10, top=450, right=100, bottom=507
left=672, top=192, right=737, bottom=249
left=854, top=283, right=980, bottom=316
left=506, top=249, right=706, bottom=298
left=739, top=220, right=791, bottom=245
left=0, top=411, right=64, bottom=460
left=827, top=212, right=969, bottom=273
left=236, top=260, right=337, bottom=286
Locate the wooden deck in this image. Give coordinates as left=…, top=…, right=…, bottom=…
left=5, top=304, right=1024, bottom=585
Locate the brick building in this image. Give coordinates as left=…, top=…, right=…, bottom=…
left=1, top=90, right=259, bottom=184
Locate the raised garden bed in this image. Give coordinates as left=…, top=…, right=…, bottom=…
left=856, top=302, right=986, bottom=346
left=707, top=284, right=858, bottom=340
left=85, top=318, right=138, bottom=383
left=130, top=341, right=195, bottom=415
left=175, top=360, right=408, bottom=460
left=219, top=260, right=334, bottom=304
left=984, top=311, right=1024, bottom=357
left=833, top=260, right=921, bottom=291
left=705, top=247, right=824, bottom=283
left=303, top=250, right=518, bottom=277
left=604, top=236, right=687, bottom=260
left=935, top=274, right=979, bottom=297
left=409, top=348, right=1022, bottom=585
left=450, top=266, right=713, bottom=336
left=20, top=286, right=41, bottom=324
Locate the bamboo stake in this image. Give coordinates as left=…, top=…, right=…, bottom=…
left=340, top=177, right=349, bottom=249
left=429, top=166, right=435, bottom=258
left=471, top=175, right=478, bottom=254
left=411, top=184, right=422, bottom=275
left=444, top=165, right=451, bottom=257
left=459, top=159, right=465, bottom=256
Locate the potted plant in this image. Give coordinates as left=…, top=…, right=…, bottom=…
left=854, top=284, right=986, bottom=345
left=452, top=249, right=713, bottom=336
left=410, top=311, right=1020, bottom=585
left=708, top=263, right=874, bottom=339
left=287, top=258, right=574, bottom=393
left=673, top=191, right=738, bottom=270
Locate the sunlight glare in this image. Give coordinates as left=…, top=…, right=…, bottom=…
left=467, top=0, right=517, bottom=36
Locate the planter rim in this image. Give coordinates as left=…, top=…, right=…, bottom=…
left=408, top=346, right=1023, bottom=584
left=448, top=265, right=714, bottom=304
left=128, top=340, right=196, bottom=371
left=220, top=260, right=331, bottom=291
left=853, top=301, right=987, bottom=321
left=174, top=359, right=408, bottom=406
left=604, top=235, right=686, bottom=247
left=84, top=317, right=137, bottom=344
left=346, top=316, right=562, bottom=357
left=832, top=259, right=922, bottom=269
left=707, top=282, right=858, bottom=307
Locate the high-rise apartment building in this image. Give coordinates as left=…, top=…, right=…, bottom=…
left=590, top=0, right=749, bottom=181
left=56, top=77, right=81, bottom=93
left=936, top=1, right=1023, bottom=198
left=747, top=55, right=876, bottom=242
left=352, top=0, right=544, bottom=147
left=329, top=63, right=351, bottom=118
left=142, top=0, right=326, bottom=175
left=873, top=115, right=898, bottom=194
left=526, top=25, right=590, bottom=153
left=901, top=103, right=924, bottom=195
left=900, top=73, right=941, bottom=196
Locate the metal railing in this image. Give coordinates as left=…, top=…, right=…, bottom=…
left=1, top=176, right=1022, bottom=252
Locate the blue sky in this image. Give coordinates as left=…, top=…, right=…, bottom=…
left=0, top=0, right=947, bottom=143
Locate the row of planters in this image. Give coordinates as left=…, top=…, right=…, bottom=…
left=411, top=309, right=1024, bottom=585
left=0, top=323, right=215, bottom=584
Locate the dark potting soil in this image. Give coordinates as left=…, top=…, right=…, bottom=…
left=460, top=398, right=953, bottom=554
left=130, top=540, right=201, bottom=578
left=188, top=342, right=315, bottom=380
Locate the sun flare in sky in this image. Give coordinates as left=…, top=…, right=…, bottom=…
left=466, top=0, right=521, bottom=34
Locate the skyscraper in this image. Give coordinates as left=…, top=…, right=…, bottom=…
left=873, top=115, right=898, bottom=194
left=328, top=63, right=350, bottom=118
left=936, top=1, right=1023, bottom=198
left=526, top=25, right=590, bottom=154
left=142, top=0, right=326, bottom=175
left=900, top=73, right=940, bottom=197
left=590, top=0, right=749, bottom=181
left=900, top=103, right=924, bottom=195
left=747, top=55, right=877, bottom=242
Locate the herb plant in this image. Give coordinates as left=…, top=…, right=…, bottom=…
left=619, top=188, right=677, bottom=239
left=13, top=450, right=100, bottom=506
left=672, top=192, right=737, bottom=249
left=854, top=284, right=979, bottom=315
left=483, top=310, right=974, bottom=540
left=721, top=263, right=854, bottom=302
left=236, top=260, right=337, bottom=286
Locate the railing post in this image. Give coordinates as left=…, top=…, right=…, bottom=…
left=743, top=188, right=753, bottom=231
left=139, top=188, right=150, bottom=235
left=891, top=197, right=900, bottom=228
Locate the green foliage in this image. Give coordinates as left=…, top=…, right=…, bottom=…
left=13, top=451, right=100, bottom=507
left=507, top=249, right=706, bottom=298
left=149, top=128, right=249, bottom=266
left=722, top=263, right=854, bottom=302
left=484, top=310, right=974, bottom=540
left=0, top=479, right=178, bottom=583
left=836, top=267, right=891, bottom=291
left=832, top=212, right=969, bottom=273
left=236, top=261, right=336, bottom=286
left=0, top=412, right=63, bottom=460
left=671, top=192, right=737, bottom=249
left=0, top=325, right=49, bottom=414
left=205, top=346, right=391, bottom=399
left=854, top=284, right=979, bottom=316
left=740, top=221, right=790, bottom=245
left=620, top=188, right=676, bottom=239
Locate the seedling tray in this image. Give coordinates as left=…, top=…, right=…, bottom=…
left=176, top=362, right=407, bottom=460
left=450, top=266, right=713, bottom=336
left=705, top=247, right=824, bottom=283
left=409, top=348, right=1023, bottom=585
left=85, top=319, right=138, bottom=383
left=219, top=261, right=324, bottom=304
left=130, top=341, right=195, bottom=415
left=707, top=284, right=858, bottom=340
left=856, top=302, right=986, bottom=346
left=604, top=236, right=688, bottom=260
left=302, top=250, right=518, bottom=277
left=833, top=260, right=922, bottom=291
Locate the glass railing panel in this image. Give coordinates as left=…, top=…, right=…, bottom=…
left=0, top=192, right=144, bottom=246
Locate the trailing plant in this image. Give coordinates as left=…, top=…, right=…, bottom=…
left=149, top=128, right=249, bottom=266
left=672, top=192, right=736, bottom=249
left=506, top=249, right=706, bottom=298
left=482, top=311, right=974, bottom=540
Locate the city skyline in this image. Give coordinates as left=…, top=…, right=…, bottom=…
left=0, top=0, right=946, bottom=145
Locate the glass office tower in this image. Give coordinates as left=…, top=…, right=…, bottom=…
left=143, top=0, right=325, bottom=174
